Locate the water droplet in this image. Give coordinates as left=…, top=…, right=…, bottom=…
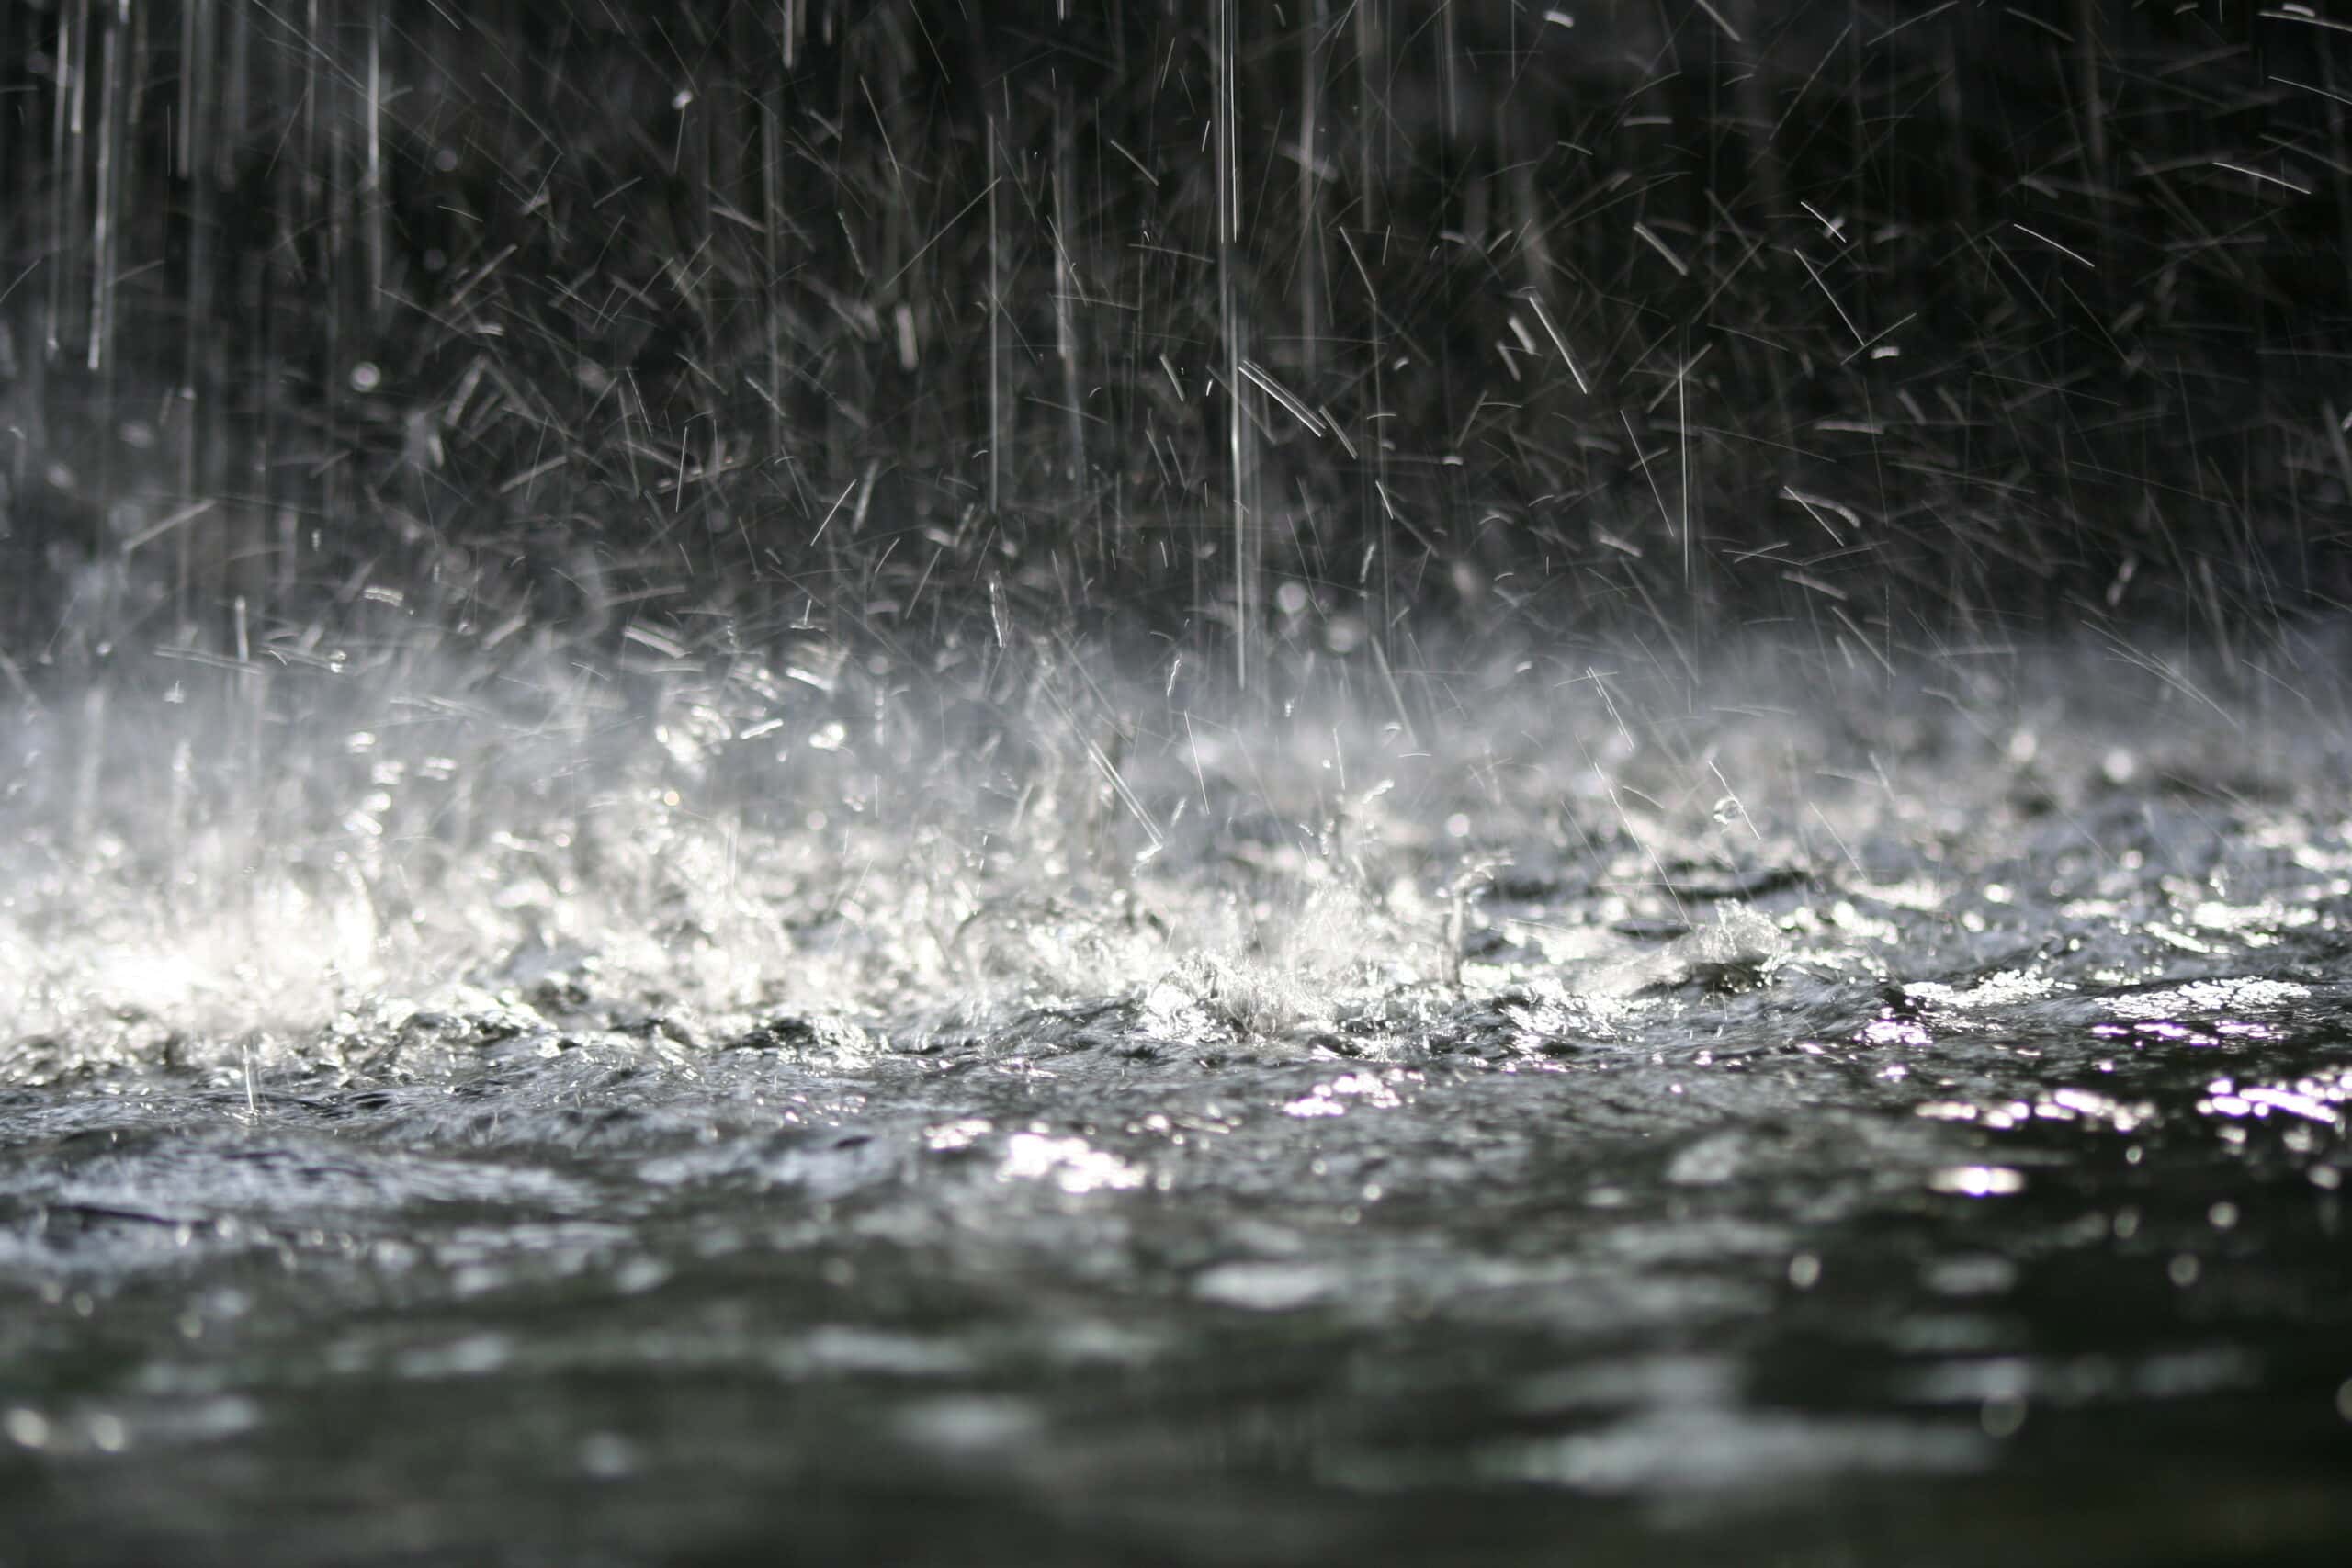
left=1980, top=1395, right=2028, bottom=1438
left=1928, top=1166, right=2025, bottom=1197
left=579, top=1431, right=637, bottom=1480
left=85, top=1413, right=128, bottom=1454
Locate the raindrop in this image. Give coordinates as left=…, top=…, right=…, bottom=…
left=85, top=1413, right=127, bottom=1454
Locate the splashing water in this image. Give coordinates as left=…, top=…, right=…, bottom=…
left=7, top=2, right=2352, bottom=1562
left=6, top=624, right=2352, bottom=1564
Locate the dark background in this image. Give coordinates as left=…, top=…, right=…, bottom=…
left=5, top=1, right=2351, bottom=675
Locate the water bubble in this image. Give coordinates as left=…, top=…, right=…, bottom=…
left=349, top=362, right=382, bottom=393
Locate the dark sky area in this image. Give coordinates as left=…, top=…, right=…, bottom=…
left=4, top=1, right=2349, bottom=662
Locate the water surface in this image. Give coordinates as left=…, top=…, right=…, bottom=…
left=5, top=637, right=2349, bottom=1564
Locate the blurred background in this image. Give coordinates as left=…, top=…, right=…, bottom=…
left=4, top=0, right=2350, bottom=686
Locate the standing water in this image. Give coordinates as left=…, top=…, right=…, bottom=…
left=5, top=5, right=2352, bottom=1564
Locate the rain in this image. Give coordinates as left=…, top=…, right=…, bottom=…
left=3, top=3, right=2351, bottom=1562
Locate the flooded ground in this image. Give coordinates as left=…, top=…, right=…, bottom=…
left=4, top=628, right=2351, bottom=1564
